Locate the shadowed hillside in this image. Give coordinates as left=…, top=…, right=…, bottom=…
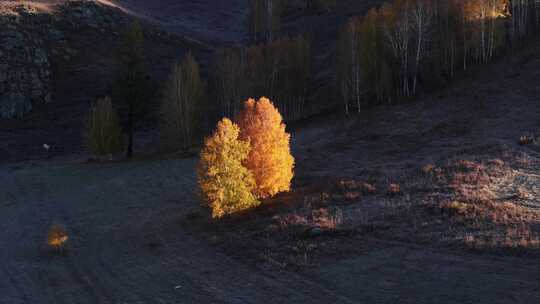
left=1, top=1, right=539, bottom=303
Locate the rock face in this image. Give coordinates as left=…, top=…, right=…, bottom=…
left=0, top=1, right=153, bottom=120
left=0, top=9, right=51, bottom=119
left=0, top=0, right=198, bottom=120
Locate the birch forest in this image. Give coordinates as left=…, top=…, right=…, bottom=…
left=210, top=0, right=540, bottom=121
left=337, top=0, right=540, bottom=113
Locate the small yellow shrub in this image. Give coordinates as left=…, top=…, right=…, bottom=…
left=47, top=224, right=68, bottom=252
left=237, top=97, right=295, bottom=199
left=197, top=118, right=260, bottom=218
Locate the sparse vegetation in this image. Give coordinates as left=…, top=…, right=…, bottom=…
left=519, top=134, right=534, bottom=145
left=419, top=157, right=540, bottom=253
left=387, top=183, right=401, bottom=196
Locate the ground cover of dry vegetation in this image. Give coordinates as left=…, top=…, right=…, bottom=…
left=183, top=43, right=540, bottom=270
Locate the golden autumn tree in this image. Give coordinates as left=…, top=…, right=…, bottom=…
left=236, top=97, right=294, bottom=199
left=197, top=118, right=260, bottom=218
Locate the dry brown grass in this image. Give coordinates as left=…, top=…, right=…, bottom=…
left=463, top=224, right=540, bottom=252
left=271, top=206, right=344, bottom=232
left=311, top=207, right=343, bottom=230
left=387, top=183, right=401, bottom=196
left=185, top=148, right=539, bottom=271
left=264, top=156, right=538, bottom=263
left=304, top=191, right=330, bottom=205
left=422, top=164, right=436, bottom=175
left=426, top=157, right=540, bottom=253
left=338, top=179, right=377, bottom=194
left=518, top=135, right=534, bottom=146
left=361, top=182, right=377, bottom=194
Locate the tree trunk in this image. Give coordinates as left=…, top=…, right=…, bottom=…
left=127, top=102, right=134, bottom=159
left=267, top=0, right=273, bottom=41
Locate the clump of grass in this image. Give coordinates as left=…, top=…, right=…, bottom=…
left=439, top=200, right=470, bottom=216
left=338, top=179, right=358, bottom=190
left=336, top=179, right=377, bottom=199
left=422, top=156, right=540, bottom=254
left=343, top=191, right=361, bottom=201
left=488, top=158, right=505, bottom=168
left=463, top=225, right=540, bottom=252
left=361, top=182, right=377, bottom=194
left=387, top=183, right=401, bottom=196
left=422, top=164, right=436, bottom=175
left=516, top=187, right=533, bottom=200
left=304, top=192, right=330, bottom=205
left=311, top=207, right=343, bottom=230
left=518, top=135, right=534, bottom=145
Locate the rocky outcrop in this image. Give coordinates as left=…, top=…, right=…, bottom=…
left=0, top=9, right=51, bottom=119
left=0, top=1, right=198, bottom=120
left=0, top=1, right=129, bottom=119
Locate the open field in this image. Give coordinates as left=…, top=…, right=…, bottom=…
left=1, top=160, right=539, bottom=303
left=0, top=159, right=354, bottom=303
left=2, top=40, right=539, bottom=303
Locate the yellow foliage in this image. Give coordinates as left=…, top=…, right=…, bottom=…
left=47, top=224, right=68, bottom=250
left=237, top=97, right=294, bottom=199
left=197, top=118, right=260, bottom=218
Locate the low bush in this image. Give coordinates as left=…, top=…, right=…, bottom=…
left=47, top=224, right=68, bottom=253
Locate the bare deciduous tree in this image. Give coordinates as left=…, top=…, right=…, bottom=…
left=337, top=17, right=363, bottom=114
left=248, top=0, right=283, bottom=42
left=160, top=52, right=206, bottom=152
left=214, top=47, right=247, bottom=117
left=83, top=96, right=124, bottom=160
left=214, top=36, right=310, bottom=121
left=333, top=0, right=537, bottom=108
left=383, top=0, right=413, bottom=97
left=411, top=0, right=434, bottom=93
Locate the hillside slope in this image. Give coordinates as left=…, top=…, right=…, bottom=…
left=1, top=35, right=539, bottom=304
left=110, top=0, right=248, bottom=43
left=0, top=1, right=203, bottom=161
